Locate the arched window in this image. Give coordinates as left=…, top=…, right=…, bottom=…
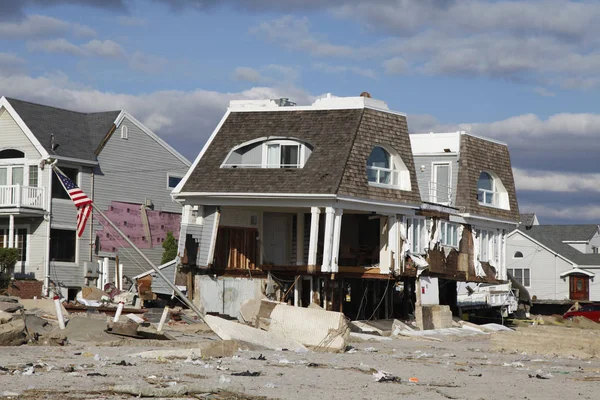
left=120, top=125, right=128, bottom=139
left=366, top=145, right=411, bottom=190
left=222, top=137, right=312, bottom=169
left=477, top=170, right=510, bottom=210
left=514, top=251, right=523, bottom=258
left=0, top=149, right=25, bottom=159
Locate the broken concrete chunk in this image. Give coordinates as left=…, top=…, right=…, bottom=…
left=107, top=321, right=141, bottom=338
left=20, top=298, right=69, bottom=317
left=0, top=310, right=13, bottom=323
left=125, top=313, right=145, bottom=324
left=268, top=304, right=349, bottom=352
left=204, top=314, right=307, bottom=352
left=0, top=302, right=23, bottom=313
left=0, top=318, right=27, bottom=346
left=392, top=319, right=415, bottom=334
left=238, top=298, right=261, bottom=326
left=0, top=296, right=19, bottom=303
left=131, top=340, right=246, bottom=359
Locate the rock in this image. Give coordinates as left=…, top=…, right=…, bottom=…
left=0, top=296, right=19, bottom=303
left=0, top=302, right=23, bottom=313
left=0, top=310, right=13, bottom=323
left=0, top=318, right=27, bottom=346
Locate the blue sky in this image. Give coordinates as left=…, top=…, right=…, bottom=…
left=2, top=0, right=600, bottom=224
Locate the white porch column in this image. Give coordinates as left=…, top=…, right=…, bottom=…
left=330, top=208, right=343, bottom=273
left=308, top=207, right=321, bottom=267
left=321, top=207, right=335, bottom=272
left=385, top=215, right=398, bottom=275
left=8, top=214, right=14, bottom=248
left=296, top=212, right=305, bottom=265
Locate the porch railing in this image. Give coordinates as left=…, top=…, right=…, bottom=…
left=0, top=185, right=45, bottom=209
left=428, top=181, right=452, bottom=205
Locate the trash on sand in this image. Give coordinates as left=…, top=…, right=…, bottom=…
left=231, top=370, right=261, bottom=377
left=250, top=354, right=266, bottom=361
left=373, top=370, right=401, bottom=383
left=218, top=375, right=231, bottom=384
left=408, top=377, right=419, bottom=383
left=87, top=372, right=107, bottom=377
left=529, top=371, right=553, bottom=379
left=364, top=347, right=378, bottom=352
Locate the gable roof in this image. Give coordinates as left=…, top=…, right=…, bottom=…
left=519, top=213, right=537, bottom=226
left=178, top=107, right=421, bottom=205
left=516, top=225, right=600, bottom=266
left=6, top=97, right=120, bottom=162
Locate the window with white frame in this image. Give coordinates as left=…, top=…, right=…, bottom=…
left=477, top=170, right=510, bottom=210
left=508, top=268, right=530, bottom=287
left=121, top=125, right=128, bottom=139
left=167, top=174, right=183, bottom=189
left=0, top=228, right=28, bottom=263
left=514, top=251, right=523, bottom=258
left=366, top=146, right=412, bottom=192
left=265, top=141, right=301, bottom=168
left=407, top=217, right=426, bottom=254
left=440, top=221, right=459, bottom=247
left=28, top=166, right=38, bottom=187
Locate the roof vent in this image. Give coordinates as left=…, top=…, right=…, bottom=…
left=272, top=98, right=296, bottom=107
left=360, top=92, right=372, bottom=98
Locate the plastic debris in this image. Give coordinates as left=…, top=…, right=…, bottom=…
left=373, top=371, right=400, bottom=383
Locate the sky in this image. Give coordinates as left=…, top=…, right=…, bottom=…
left=1, top=0, right=599, bottom=224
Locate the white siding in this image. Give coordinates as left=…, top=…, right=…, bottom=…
left=0, top=108, right=41, bottom=158
left=507, top=231, right=573, bottom=300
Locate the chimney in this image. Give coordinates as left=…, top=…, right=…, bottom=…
left=360, top=91, right=371, bottom=98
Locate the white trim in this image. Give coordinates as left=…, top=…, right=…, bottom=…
left=507, top=229, right=575, bottom=266
left=229, top=103, right=407, bottom=117
left=167, top=173, right=184, bottom=189
left=0, top=224, right=30, bottom=270
left=560, top=267, right=595, bottom=278
left=461, top=213, right=518, bottom=227
left=113, top=111, right=190, bottom=166
left=120, top=124, right=128, bottom=140
left=206, top=208, right=220, bottom=266
left=177, top=192, right=336, bottom=199
left=172, top=109, right=231, bottom=198
left=0, top=97, right=49, bottom=158
left=51, top=155, right=99, bottom=166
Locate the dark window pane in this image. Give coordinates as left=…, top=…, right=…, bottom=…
left=52, top=167, right=78, bottom=199
left=0, top=149, right=25, bottom=159
left=367, top=146, right=390, bottom=169
left=478, top=171, right=493, bottom=190
left=524, top=269, right=530, bottom=286
left=168, top=176, right=182, bottom=188
left=50, top=229, right=76, bottom=262
left=281, top=145, right=299, bottom=168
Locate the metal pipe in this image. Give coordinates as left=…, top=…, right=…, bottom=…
left=91, top=202, right=205, bottom=321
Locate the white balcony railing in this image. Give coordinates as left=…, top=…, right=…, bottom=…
left=0, top=185, right=45, bottom=209
left=428, top=181, right=452, bottom=204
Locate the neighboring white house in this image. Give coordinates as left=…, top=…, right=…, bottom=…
left=507, top=223, right=600, bottom=302
left=0, top=96, right=189, bottom=298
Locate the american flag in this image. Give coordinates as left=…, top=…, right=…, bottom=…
left=53, top=167, right=93, bottom=237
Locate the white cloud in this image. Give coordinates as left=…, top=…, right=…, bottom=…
left=82, top=39, right=125, bottom=58
left=27, top=38, right=86, bottom=56
left=0, top=71, right=315, bottom=160
left=513, top=168, right=600, bottom=193
left=0, top=15, right=70, bottom=38
left=0, top=53, right=26, bottom=76
left=128, top=51, right=168, bottom=74
left=231, top=64, right=299, bottom=84
left=519, top=203, right=600, bottom=221
left=72, top=23, right=97, bottom=37
left=312, top=62, right=377, bottom=79
left=533, top=87, right=556, bottom=97
left=382, top=57, right=408, bottom=75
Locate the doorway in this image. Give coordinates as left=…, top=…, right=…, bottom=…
left=569, top=274, right=589, bottom=301
left=262, top=212, right=291, bottom=265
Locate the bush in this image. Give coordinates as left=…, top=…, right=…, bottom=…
left=0, top=248, right=19, bottom=275
left=161, top=231, right=178, bottom=264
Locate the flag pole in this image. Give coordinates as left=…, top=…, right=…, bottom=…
left=91, top=202, right=206, bottom=322
left=50, top=163, right=205, bottom=322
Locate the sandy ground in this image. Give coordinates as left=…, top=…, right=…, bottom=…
left=1, top=322, right=600, bottom=400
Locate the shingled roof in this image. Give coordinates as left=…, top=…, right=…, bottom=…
left=455, top=134, right=520, bottom=222
left=6, top=97, right=119, bottom=161
left=517, top=225, right=600, bottom=266
left=180, top=107, right=422, bottom=205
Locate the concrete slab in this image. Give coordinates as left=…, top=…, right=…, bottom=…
left=20, top=298, right=69, bottom=317
left=63, top=316, right=115, bottom=343
left=269, top=304, right=349, bottom=352
left=130, top=340, right=248, bottom=359
left=204, top=314, right=307, bottom=352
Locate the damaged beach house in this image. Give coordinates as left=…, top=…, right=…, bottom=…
left=0, top=96, right=190, bottom=301
left=171, top=93, right=521, bottom=327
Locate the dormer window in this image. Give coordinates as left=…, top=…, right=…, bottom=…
left=477, top=170, right=510, bottom=210
left=366, top=145, right=411, bottom=190
left=222, top=138, right=312, bottom=169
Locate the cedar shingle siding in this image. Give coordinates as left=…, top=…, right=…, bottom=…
left=337, top=109, right=421, bottom=204
left=455, top=135, right=519, bottom=222
left=182, top=108, right=421, bottom=203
